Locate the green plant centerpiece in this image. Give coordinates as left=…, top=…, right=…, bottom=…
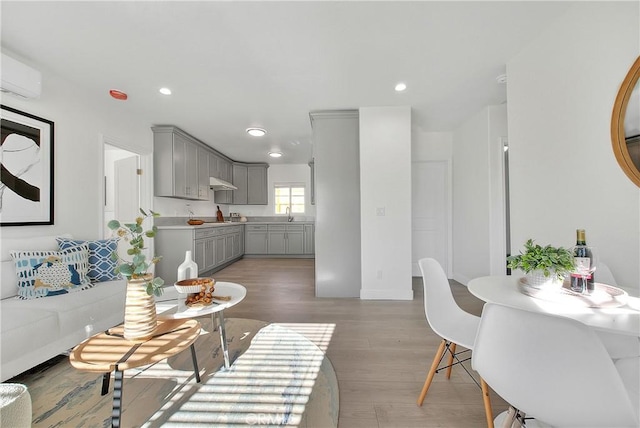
left=507, top=239, right=575, bottom=288
left=108, top=208, right=164, bottom=297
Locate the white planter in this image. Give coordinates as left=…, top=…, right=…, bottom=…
left=526, top=270, right=563, bottom=289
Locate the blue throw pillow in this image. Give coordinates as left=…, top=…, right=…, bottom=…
left=10, top=244, right=92, bottom=299
left=56, top=237, right=120, bottom=282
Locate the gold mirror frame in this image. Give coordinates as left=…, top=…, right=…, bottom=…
left=611, top=56, right=640, bottom=187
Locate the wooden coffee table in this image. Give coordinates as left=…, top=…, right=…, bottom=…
left=70, top=318, right=201, bottom=428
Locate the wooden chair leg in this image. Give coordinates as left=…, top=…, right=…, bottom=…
left=446, top=342, right=457, bottom=379
left=480, top=377, right=494, bottom=428
left=417, top=339, right=447, bottom=406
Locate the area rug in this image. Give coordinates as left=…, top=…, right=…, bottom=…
left=10, top=318, right=338, bottom=427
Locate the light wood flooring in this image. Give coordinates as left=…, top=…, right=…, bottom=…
left=213, top=258, right=508, bottom=428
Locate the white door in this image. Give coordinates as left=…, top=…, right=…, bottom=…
left=412, top=161, right=450, bottom=276
left=114, top=155, right=139, bottom=224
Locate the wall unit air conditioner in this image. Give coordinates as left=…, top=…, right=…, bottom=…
left=1, top=53, right=42, bottom=99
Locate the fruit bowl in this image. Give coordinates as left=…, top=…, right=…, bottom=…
left=174, top=277, right=215, bottom=294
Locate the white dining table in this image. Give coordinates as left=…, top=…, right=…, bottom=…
left=468, top=275, right=640, bottom=337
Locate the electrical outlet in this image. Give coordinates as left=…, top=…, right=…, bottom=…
left=377, top=270, right=383, bottom=279
left=376, top=207, right=385, bottom=216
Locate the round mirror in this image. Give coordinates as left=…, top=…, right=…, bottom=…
left=612, top=56, right=640, bottom=187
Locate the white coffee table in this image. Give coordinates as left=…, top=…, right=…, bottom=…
left=156, top=281, right=247, bottom=368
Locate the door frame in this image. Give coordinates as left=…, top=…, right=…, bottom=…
left=99, top=134, right=152, bottom=238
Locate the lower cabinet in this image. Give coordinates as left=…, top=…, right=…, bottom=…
left=304, top=224, right=315, bottom=254
left=245, top=223, right=313, bottom=256
left=245, top=225, right=268, bottom=254
left=156, top=225, right=244, bottom=284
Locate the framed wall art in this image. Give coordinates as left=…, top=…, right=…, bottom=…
left=1, top=105, right=54, bottom=226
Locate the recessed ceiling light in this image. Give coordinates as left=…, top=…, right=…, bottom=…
left=247, top=127, right=267, bottom=137
left=159, top=87, right=172, bottom=95
left=109, top=89, right=128, bottom=100
left=496, top=74, right=507, bottom=84
left=395, top=82, right=407, bottom=92
left=268, top=152, right=282, bottom=158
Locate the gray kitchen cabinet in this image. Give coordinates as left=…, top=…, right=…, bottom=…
left=245, top=225, right=268, bottom=254
left=232, top=164, right=248, bottom=205
left=244, top=223, right=314, bottom=256
left=197, top=146, right=210, bottom=200
left=267, top=224, right=286, bottom=254
left=214, top=236, right=226, bottom=265
left=231, top=163, right=268, bottom=205
left=304, top=224, right=315, bottom=254
left=214, top=158, right=234, bottom=204
left=267, top=224, right=304, bottom=254
left=208, top=152, right=219, bottom=180
left=153, top=127, right=201, bottom=200
left=155, top=225, right=244, bottom=284
left=247, top=164, right=268, bottom=205
left=286, top=224, right=304, bottom=254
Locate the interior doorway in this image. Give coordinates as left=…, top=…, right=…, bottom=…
left=411, top=160, right=451, bottom=277
left=103, top=143, right=140, bottom=237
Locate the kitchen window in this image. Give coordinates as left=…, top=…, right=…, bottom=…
left=274, top=184, right=305, bottom=214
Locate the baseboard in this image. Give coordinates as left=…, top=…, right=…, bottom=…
left=359, top=288, right=414, bottom=300
left=452, top=272, right=471, bottom=286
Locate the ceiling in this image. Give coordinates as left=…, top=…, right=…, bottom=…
left=1, top=1, right=573, bottom=164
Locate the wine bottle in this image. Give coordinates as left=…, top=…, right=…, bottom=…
left=570, top=229, right=594, bottom=293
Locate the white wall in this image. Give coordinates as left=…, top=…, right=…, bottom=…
left=0, top=50, right=152, bottom=243
left=359, top=106, right=413, bottom=300
left=452, top=108, right=489, bottom=284
left=507, top=2, right=640, bottom=290
left=412, top=131, right=453, bottom=161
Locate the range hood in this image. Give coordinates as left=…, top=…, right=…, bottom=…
left=209, top=176, right=237, bottom=190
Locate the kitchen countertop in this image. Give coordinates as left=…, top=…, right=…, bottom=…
left=156, top=220, right=315, bottom=230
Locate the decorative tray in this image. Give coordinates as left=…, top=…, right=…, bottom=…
left=517, top=277, right=629, bottom=308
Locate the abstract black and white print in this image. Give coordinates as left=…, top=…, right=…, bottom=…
left=0, top=106, right=54, bottom=226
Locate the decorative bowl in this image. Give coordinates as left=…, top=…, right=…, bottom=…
left=187, top=219, right=204, bottom=225
left=174, top=277, right=215, bottom=294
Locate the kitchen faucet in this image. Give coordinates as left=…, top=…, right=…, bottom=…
left=286, top=206, right=293, bottom=222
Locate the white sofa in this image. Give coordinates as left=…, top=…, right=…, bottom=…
left=1, top=235, right=126, bottom=382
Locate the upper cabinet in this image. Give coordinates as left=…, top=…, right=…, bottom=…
left=232, top=163, right=268, bottom=205
left=232, top=164, right=248, bottom=205
left=153, top=126, right=269, bottom=203
left=153, top=126, right=206, bottom=200
left=247, top=164, right=268, bottom=205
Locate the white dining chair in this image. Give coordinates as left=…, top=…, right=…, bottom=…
left=594, top=261, right=640, bottom=359
left=472, top=303, right=639, bottom=428
left=416, top=258, right=494, bottom=428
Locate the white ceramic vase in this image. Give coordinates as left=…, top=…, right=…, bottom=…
left=177, top=250, right=198, bottom=281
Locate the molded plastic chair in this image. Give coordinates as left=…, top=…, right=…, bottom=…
left=416, top=258, right=494, bottom=428
left=594, top=262, right=640, bottom=359
left=472, top=303, right=639, bottom=427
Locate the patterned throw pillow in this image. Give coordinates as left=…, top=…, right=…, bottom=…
left=10, top=244, right=92, bottom=299
left=56, top=237, right=120, bottom=282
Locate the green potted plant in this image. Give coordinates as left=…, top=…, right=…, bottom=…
left=507, top=239, right=575, bottom=288
left=108, top=208, right=165, bottom=296
left=108, top=208, right=164, bottom=341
